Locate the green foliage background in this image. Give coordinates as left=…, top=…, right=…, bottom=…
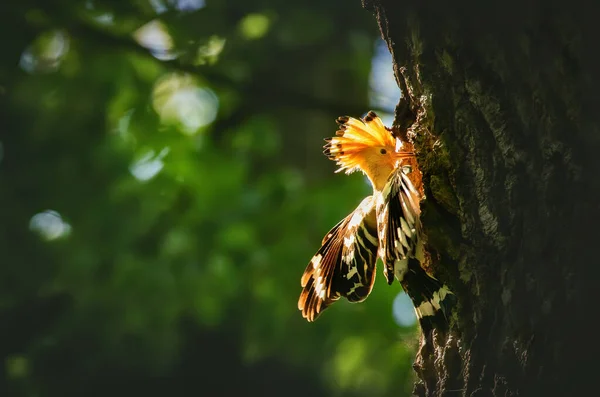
left=1, top=0, right=418, bottom=395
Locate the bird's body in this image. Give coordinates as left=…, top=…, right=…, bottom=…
left=298, top=111, right=455, bottom=333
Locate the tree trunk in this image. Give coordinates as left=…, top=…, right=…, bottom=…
left=364, top=1, right=600, bottom=395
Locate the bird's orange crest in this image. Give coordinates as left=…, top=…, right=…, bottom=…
left=323, top=111, right=395, bottom=172
left=323, top=111, right=412, bottom=174
left=324, top=111, right=415, bottom=191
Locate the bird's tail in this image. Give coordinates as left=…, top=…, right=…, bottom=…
left=398, top=258, right=456, bottom=334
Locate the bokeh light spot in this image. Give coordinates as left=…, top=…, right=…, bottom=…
left=133, top=19, right=175, bottom=60
left=392, top=292, right=417, bottom=327
left=20, top=30, right=70, bottom=74
left=369, top=39, right=400, bottom=119
left=332, top=336, right=367, bottom=388
left=5, top=355, right=28, bottom=379
left=29, top=210, right=72, bottom=241
left=152, top=73, right=219, bottom=134
left=239, top=13, right=270, bottom=40
left=173, top=0, right=205, bottom=12
left=195, top=35, right=226, bottom=65
left=149, top=0, right=168, bottom=14
left=129, top=147, right=170, bottom=182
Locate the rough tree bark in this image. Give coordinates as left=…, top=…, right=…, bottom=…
left=364, top=1, right=600, bottom=396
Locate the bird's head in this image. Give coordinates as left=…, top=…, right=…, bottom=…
left=324, top=111, right=413, bottom=187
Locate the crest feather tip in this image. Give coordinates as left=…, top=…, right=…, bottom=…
left=363, top=110, right=378, bottom=121
left=336, top=116, right=349, bottom=125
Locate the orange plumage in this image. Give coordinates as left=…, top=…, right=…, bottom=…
left=324, top=111, right=415, bottom=191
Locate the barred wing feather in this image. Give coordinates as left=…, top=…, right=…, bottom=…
left=298, top=196, right=379, bottom=321
left=376, top=167, right=422, bottom=284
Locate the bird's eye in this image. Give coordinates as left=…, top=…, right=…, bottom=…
left=380, top=148, right=387, bottom=154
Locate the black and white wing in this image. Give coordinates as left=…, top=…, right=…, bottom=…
left=298, top=196, right=379, bottom=321
left=376, top=166, right=422, bottom=284
left=376, top=166, right=456, bottom=333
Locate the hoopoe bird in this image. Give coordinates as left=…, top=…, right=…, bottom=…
left=298, top=111, right=455, bottom=333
